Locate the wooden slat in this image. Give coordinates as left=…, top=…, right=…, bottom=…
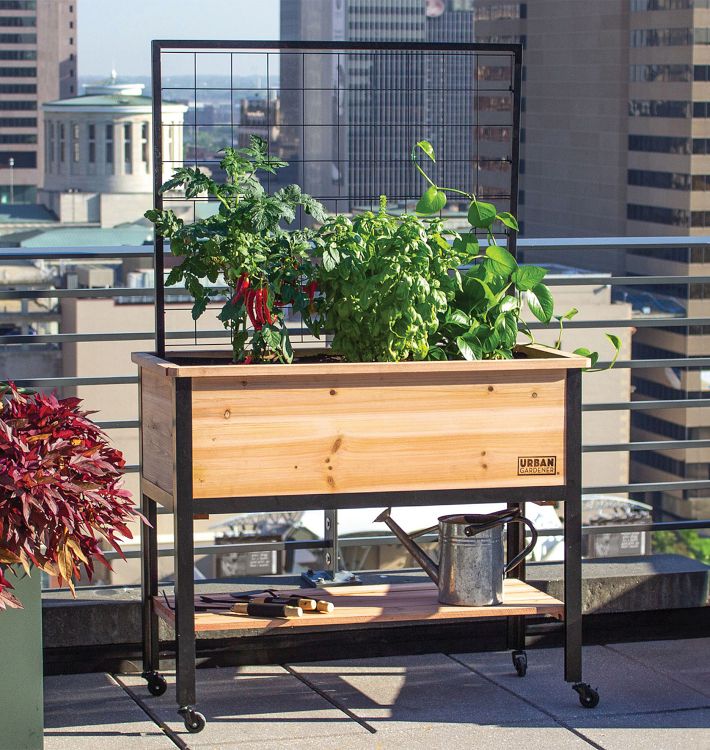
left=154, top=580, right=564, bottom=634
left=136, top=345, right=588, bottom=379
left=140, top=369, right=174, bottom=495
left=190, top=370, right=566, bottom=498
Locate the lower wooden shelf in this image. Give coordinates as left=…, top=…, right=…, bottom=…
left=154, top=579, right=564, bottom=635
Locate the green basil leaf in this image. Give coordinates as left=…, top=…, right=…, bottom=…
left=416, top=185, right=447, bottom=215
left=467, top=201, right=497, bottom=229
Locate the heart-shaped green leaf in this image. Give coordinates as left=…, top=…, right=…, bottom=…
left=512, top=265, right=547, bottom=291
left=416, top=185, right=447, bottom=214
left=456, top=333, right=482, bottom=361
left=485, top=245, right=518, bottom=275
left=525, top=283, right=554, bottom=323
left=496, top=212, right=519, bottom=231
left=467, top=201, right=497, bottom=228
left=415, top=140, right=436, bottom=162
left=573, top=347, right=598, bottom=368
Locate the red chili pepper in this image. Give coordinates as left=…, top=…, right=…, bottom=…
left=231, top=273, right=250, bottom=304
left=304, top=281, right=318, bottom=302
left=245, top=288, right=262, bottom=330
left=261, top=288, right=275, bottom=325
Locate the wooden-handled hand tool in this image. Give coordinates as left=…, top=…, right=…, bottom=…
left=265, top=595, right=334, bottom=613
left=230, top=602, right=303, bottom=619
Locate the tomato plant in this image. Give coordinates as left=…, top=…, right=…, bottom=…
left=145, top=136, right=326, bottom=363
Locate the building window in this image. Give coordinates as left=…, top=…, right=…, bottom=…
left=629, top=100, right=689, bottom=118
left=0, top=16, right=37, bottom=26
left=0, top=83, right=35, bottom=93
left=630, top=28, right=693, bottom=47
left=0, top=133, right=35, bottom=144
left=630, top=64, right=691, bottom=82
left=629, top=134, right=690, bottom=153
left=0, top=151, right=36, bottom=168
left=48, top=121, right=54, bottom=165
left=627, top=203, right=689, bottom=226
left=71, top=123, right=79, bottom=162
left=141, top=121, right=149, bottom=170
left=0, top=100, right=35, bottom=110
left=105, top=124, right=114, bottom=169
left=0, top=67, right=37, bottom=77
left=0, top=116, right=36, bottom=127
left=124, top=122, right=132, bottom=174
left=59, top=123, right=65, bottom=162
left=0, top=50, right=37, bottom=61
left=627, top=169, right=690, bottom=190
left=0, top=34, right=36, bottom=43
left=0, top=1, right=37, bottom=8
left=630, top=0, right=703, bottom=10
left=88, top=123, right=95, bottom=163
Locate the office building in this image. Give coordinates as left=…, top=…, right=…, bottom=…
left=0, top=0, right=76, bottom=204
left=475, top=0, right=710, bottom=519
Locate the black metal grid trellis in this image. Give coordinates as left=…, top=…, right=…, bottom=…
left=151, top=40, right=522, bottom=358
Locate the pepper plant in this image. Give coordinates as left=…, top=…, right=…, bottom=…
left=412, top=140, right=621, bottom=366
left=145, top=136, right=326, bottom=363
left=313, top=196, right=474, bottom=361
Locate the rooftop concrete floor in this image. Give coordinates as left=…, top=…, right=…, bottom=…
left=44, top=638, right=710, bottom=750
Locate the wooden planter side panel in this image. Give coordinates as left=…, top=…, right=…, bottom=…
left=140, top=369, right=175, bottom=495
left=190, top=369, right=567, bottom=500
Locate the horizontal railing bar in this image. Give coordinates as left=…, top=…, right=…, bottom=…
left=0, top=246, right=154, bottom=261
left=527, top=317, right=708, bottom=330
left=584, top=399, right=710, bottom=411
left=584, top=439, right=710, bottom=453
left=585, top=480, right=710, bottom=493
left=545, top=274, right=710, bottom=286
left=102, top=538, right=330, bottom=560
left=0, top=287, right=193, bottom=301
left=95, top=420, right=140, bottom=430
left=11, top=376, right=138, bottom=388
left=595, top=357, right=710, bottom=369
left=517, top=235, right=710, bottom=250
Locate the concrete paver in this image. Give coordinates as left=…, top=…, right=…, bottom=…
left=452, top=644, right=710, bottom=721
left=289, top=653, right=573, bottom=735
left=605, top=638, right=710, bottom=700
left=44, top=672, right=172, bottom=750
left=43, top=642, right=710, bottom=749
left=119, top=665, right=368, bottom=748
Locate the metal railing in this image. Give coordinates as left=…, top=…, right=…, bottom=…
left=1, top=238, right=709, bottom=582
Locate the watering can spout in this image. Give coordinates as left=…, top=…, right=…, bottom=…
left=374, top=508, right=440, bottom=585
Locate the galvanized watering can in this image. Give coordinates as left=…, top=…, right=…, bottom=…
left=374, top=507, right=538, bottom=606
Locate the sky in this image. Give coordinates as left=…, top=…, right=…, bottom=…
left=77, top=0, right=280, bottom=78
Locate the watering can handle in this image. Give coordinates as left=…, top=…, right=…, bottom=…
left=503, top=517, right=538, bottom=574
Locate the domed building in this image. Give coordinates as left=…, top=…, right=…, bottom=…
left=38, top=78, right=187, bottom=227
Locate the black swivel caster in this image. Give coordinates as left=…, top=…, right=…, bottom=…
left=178, top=705, right=206, bottom=734
left=511, top=650, right=528, bottom=677
left=144, top=671, right=167, bottom=697
left=573, top=682, right=600, bottom=708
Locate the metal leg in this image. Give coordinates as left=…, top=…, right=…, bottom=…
left=173, top=378, right=205, bottom=731
left=564, top=369, right=584, bottom=686
left=141, top=492, right=164, bottom=692
left=324, top=509, right=338, bottom=577
left=506, top=502, right=526, bottom=653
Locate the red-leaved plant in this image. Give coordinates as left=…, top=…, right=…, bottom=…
left=0, top=383, right=142, bottom=610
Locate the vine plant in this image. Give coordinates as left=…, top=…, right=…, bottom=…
left=146, top=136, right=326, bottom=363
left=411, top=140, right=621, bottom=366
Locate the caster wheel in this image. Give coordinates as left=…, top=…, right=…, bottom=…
left=573, top=682, right=600, bottom=709
left=145, top=671, right=167, bottom=697
left=512, top=650, right=527, bottom=677
left=179, top=706, right=206, bottom=734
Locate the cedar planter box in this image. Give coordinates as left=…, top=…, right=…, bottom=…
left=132, top=345, right=587, bottom=508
